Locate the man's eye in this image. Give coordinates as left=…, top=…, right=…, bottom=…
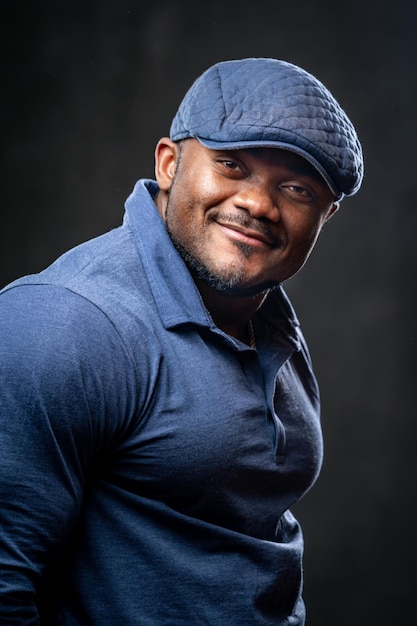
left=221, top=160, right=238, bottom=170
left=216, top=159, right=244, bottom=177
left=282, top=184, right=313, bottom=199
left=289, top=185, right=308, bottom=195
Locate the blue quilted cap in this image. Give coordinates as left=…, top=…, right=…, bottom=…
left=170, top=58, right=363, bottom=199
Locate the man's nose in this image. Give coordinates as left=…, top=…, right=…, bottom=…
left=233, top=185, right=280, bottom=221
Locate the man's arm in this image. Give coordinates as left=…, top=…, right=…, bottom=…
left=0, top=284, right=136, bottom=622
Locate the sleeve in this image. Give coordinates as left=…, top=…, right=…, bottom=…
left=0, top=283, right=138, bottom=623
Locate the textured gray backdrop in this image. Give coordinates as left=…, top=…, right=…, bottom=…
left=2, top=1, right=416, bottom=624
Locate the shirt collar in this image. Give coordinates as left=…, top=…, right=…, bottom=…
left=124, top=179, right=212, bottom=330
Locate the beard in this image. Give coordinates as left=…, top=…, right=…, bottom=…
left=166, top=228, right=280, bottom=297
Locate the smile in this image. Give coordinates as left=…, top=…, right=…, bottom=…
left=216, top=221, right=279, bottom=249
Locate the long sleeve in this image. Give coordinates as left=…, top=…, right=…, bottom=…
left=0, top=284, right=137, bottom=623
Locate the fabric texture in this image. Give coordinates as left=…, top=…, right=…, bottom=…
left=0, top=180, right=323, bottom=625
left=170, top=57, right=363, bottom=198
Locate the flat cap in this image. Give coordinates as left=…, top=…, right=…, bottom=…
left=170, top=58, right=363, bottom=199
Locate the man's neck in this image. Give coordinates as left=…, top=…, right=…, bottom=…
left=193, top=276, right=269, bottom=343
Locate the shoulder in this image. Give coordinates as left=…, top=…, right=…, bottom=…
left=0, top=283, right=136, bottom=397
left=0, top=222, right=156, bottom=364
left=0, top=278, right=162, bottom=416
left=0, top=281, right=117, bottom=351
left=0, top=282, right=146, bottom=446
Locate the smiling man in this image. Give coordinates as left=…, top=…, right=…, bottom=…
left=0, top=58, right=363, bottom=625
left=156, top=141, right=339, bottom=333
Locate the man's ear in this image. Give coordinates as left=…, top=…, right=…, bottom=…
left=325, top=201, right=340, bottom=222
left=154, top=138, right=179, bottom=191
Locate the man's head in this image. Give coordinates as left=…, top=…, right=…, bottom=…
left=155, top=58, right=363, bottom=298
left=169, top=57, right=363, bottom=201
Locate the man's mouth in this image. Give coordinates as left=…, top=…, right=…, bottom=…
left=215, top=218, right=281, bottom=249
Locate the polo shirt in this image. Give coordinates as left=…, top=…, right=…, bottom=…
left=0, top=179, right=323, bottom=624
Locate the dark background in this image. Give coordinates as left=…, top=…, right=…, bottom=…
left=1, top=1, right=416, bottom=624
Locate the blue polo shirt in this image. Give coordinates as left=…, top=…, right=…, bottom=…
left=0, top=179, right=323, bottom=624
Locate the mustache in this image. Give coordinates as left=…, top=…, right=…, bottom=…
left=208, top=211, right=283, bottom=247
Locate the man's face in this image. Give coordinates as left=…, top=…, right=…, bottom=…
left=156, top=138, right=338, bottom=297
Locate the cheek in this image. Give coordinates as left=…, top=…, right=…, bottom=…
left=166, top=177, right=227, bottom=239
left=165, top=189, right=205, bottom=252
left=290, top=212, right=326, bottom=245
left=284, top=217, right=325, bottom=265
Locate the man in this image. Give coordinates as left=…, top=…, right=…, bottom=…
left=0, top=58, right=363, bottom=624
